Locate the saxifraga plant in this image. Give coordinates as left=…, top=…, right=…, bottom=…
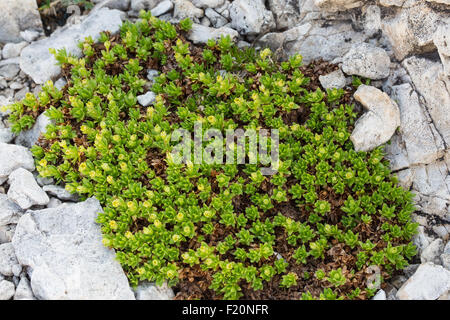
left=2, top=12, right=418, bottom=300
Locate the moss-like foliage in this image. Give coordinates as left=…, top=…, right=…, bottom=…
left=3, top=13, right=418, bottom=300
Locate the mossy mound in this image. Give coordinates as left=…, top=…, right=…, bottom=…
left=4, top=13, right=418, bottom=300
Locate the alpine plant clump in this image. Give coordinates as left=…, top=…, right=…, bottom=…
left=3, top=12, right=418, bottom=300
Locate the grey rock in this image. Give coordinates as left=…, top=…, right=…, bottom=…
left=390, top=83, right=445, bottom=166
left=200, top=17, right=211, bottom=27
left=173, top=0, right=204, bottom=21
left=381, top=3, right=441, bottom=60
left=350, top=85, right=400, bottom=152
left=0, top=194, right=22, bottom=227
left=42, top=185, right=79, bottom=202
left=13, top=276, right=35, bottom=300
left=0, top=0, right=43, bottom=43
left=0, top=127, right=15, bottom=144
left=15, top=113, right=52, bottom=148
left=433, top=24, right=450, bottom=77
left=441, top=253, right=450, bottom=270
left=2, top=42, right=28, bottom=60
left=19, top=30, right=40, bottom=43
left=130, top=0, right=162, bottom=14
left=137, top=91, right=156, bottom=107
left=0, top=64, right=20, bottom=81
left=379, top=0, right=405, bottom=6
left=12, top=198, right=135, bottom=300
left=413, top=226, right=432, bottom=255
left=342, top=43, right=390, bottom=80
left=0, top=243, right=21, bottom=277
left=313, top=0, right=363, bottom=12
left=0, top=225, right=16, bottom=244
left=403, top=56, right=450, bottom=149
left=7, top=168, right=50, bottom=210
left=20, top=8, right=124, bottom=84
left=147, top=69, right=159, bottom=83
left=397, top=262, right=450, bottom=300
left=92, top=0, right=131, bottom=11
left=426, top=0, right=450, bottom=4
left=47, top=197, right=62, bottom=209
left=0, top=280, right=15, bottom=300
left=229, top=0, right=275, bottom=35
left=205, top=8, right=228, bottom=28
left=134, top=282, right=175, bottom=300
left=192, top=0, right=225, bottom=8
left=151, top=0, right=174, bottom=17
left=187, top=23, right=238, bottom=44
left=268, top=0, right=302, bottom=30
left=35, top=175, right=54, bottom=187
left=0, top=143, right=35, bottom=185
left=319, top=69, right=346, bottom=89
left=372, top=289, right=386, bottom=300
left=421, top=239, right=444, bottom=264
left=54, top=78, right=67, bottom=91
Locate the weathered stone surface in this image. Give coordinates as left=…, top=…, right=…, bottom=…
left=0, top=194, right=22, bottom=227
left=382, top=3, right=440, bottom=60
left=137, top=91, right=157, bottom=107
left=421, top=238, right=444, bottom=264
left=130, top=0, right=162, bottom=14
left=173, top=0, right=204, bottom=21
left=13, top=276, right=35, bottom=300
left=372, top=289, right=386, bottom=300
left=0, top=127, right=15, bottom=144
left=229, top=0, right=275, bottom=36
left=433, top=24, right=450, bottom=77
left=0, top=280, right=15, bottom=300
left=134, top=282, right=175, bottom=300
left=313, top=0, right=363, bottom=12
left=12, top=198, right=135, bottom=300
left=0, top=0, right=43, bottom=43
left=390, top=83, right=445, bottom=166
left=2, top=42, right=28, bottom=60
left=397, top=262, right=450, bottom=300
left=268, top=0, right=302, bottom=30
left=15, top=113, right=52, bottom=148
left=403, top=57, right=450, bottom=146
left=187, top=23, right=238, bottom=44
left=192, top=0, right=225, bottom=8
left=205, top=8, right=228, bottom=28
left=0, top=143, right=35, bottom=185
left=42, top=185, right=80, bottom=202
left=0, top=243, right=21, bottom=277
left=20, top=8, right=124, bottom=84
left=92, top=0, right=131, bottom=11
left=319, top=69, right=347, bottom=89
left=151, top=0, right=174, bottom=17
left=341, top=43, right=391, bottom=80
left=426, top=0, right=450, bottom=4
left=7, top=168, right=49, bottom=210
left=0, top=225, right=16, bottom=245
left=350, top=85, right=400, bottom=152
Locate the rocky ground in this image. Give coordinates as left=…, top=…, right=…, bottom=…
left=0, top=0, right=449, bottom=300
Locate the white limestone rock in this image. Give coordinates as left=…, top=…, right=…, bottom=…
left=313, top=0, right=363, bottom=12
left=319, top=69, right=347, bottom=90
left=350, top=85, right=400, bottom=152
left=151, top=0, right=174, bottom=16
left=342, top=43, right=390, bottom=80
left=397, top=262, right=450, bottom=300
left=421, top=238, right=444, bottom=264
left=433, top=24, right=450, bottom=77
left=2, top=42, right=28, bottom=60
left=173, top=0, right=204, bottom=21
left=20, top=8, right=124, bottom=84
left=0, top=280, right=15, bottom=300
left=137, top=91, right=157, bottom=107
left=13, top=276, right=35, bottom=300
left=7, top=168, right=50, bottom=210
left=134, top=282, right=175, bottom=300
left=0, top=194, right=22, bottom=227
left=42, top=185, right=79, bottom=202
left=187, top=23, right=238, bottom=44
left=390, top=83, right=445, bottom=166
left=229, top=0, right=275, bottom=36
left=0, top=143, right=35, bottom=185
left=403, top=56, right=450, bottom=147
left=0, top=0, right=43, bottom=43
left=12, top=198, right=135, bottom=300
left=0, top=243, right=21, bottom=277
left=15, top=113, right=52, bottom=148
